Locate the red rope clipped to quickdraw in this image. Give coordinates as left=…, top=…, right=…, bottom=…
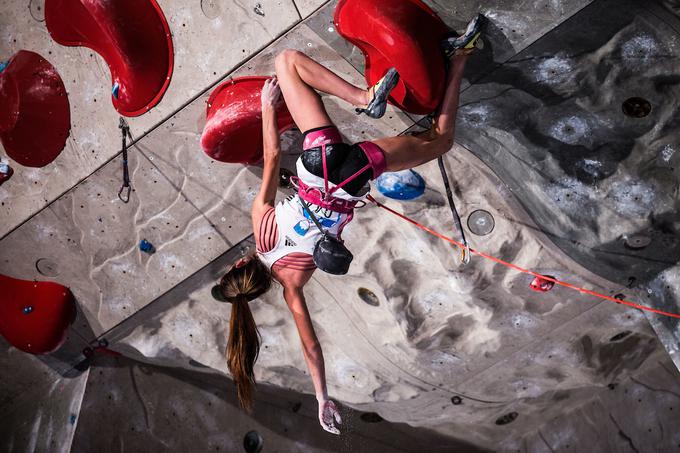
left=366, top=195, right=680, bottom=319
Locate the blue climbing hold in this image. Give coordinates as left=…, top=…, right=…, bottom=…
left=112, top=81, right=120, bottom=99
left=139, top=239, right=155, bottom=254
left=376, top=170, right=426, bottom=200
left=69, top=414, right=77, bottom=425
left=0, top=60, right=7, bottom=73
left=22, top=306, right=34, bottom=315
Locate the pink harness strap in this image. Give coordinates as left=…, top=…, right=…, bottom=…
left=319, top=137, right=371, bottom=199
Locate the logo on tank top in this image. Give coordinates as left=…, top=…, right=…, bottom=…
left=284, top=236, right=297, bottom=247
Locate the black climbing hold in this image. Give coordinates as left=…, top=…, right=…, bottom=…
left=360, top=412, right=383, bottom=423
left=467, top=210, right=495, bottom=236
left=451, top=396, right=463, bottom=405
left=357, top=288, right=379, bottom=306
left=622, top=97, right=651, bottom=118
left=609, top=331, right=631, bottom=342
left=279, top=168, right=294, bottom=188
left=243, top=431, right=263, bottom=453
left=614, top=293, right=626, bottom=301
left=607, top=383, right=618, bottom=390
left=495, top=412, right=518, bottom=425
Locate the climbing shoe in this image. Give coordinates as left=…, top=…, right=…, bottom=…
left=441, top=14, right=486, bottom=58
left=356, top=67, right=400, bottom=119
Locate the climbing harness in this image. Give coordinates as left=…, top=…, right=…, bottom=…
left=301, top=200, right=354, bottom=275
left=437, top=156, right=471, bottom=264
left=293, top=133, right=371, bottom=221
left=367, top=195, right=680, bottom=319
left=117, top=117, right=133, bottom=203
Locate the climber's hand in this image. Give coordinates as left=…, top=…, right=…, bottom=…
left=318, top=398, right=342, bottom=435
left=261, top=76, right=282, bottom=110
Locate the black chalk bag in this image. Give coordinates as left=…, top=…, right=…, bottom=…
left=301, top=201, right=353, bottom=275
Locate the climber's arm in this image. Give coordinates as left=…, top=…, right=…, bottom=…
left=252, top=77, right=282, bottom=223
left=281, top=282, right=342, bottom=434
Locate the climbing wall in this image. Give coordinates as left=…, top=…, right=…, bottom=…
left=2, top=0, right=680, bottom=452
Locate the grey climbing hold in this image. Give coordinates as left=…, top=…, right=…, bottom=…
left=624, top=234, right=651, bottom=250
left=36, top=258, right=59, bottom=277
left=467, top=209, right=495, bottom=236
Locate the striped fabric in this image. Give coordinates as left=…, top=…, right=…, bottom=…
left=257, top=207, right=316, bottom=271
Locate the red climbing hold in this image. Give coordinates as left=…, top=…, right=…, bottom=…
left=530, top=275, right=556, bottom=292
left=334, top=0, right=450, bottom=114
left=0, top=274, right=77, bottom=354
left=45, top=0, right=174, bottom=117
left=0, top=51, right=71, bottom=167
left=201, top=76, right=295, bottom=165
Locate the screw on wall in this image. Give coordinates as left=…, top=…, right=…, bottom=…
left=451, top=396, right=463, bottom=405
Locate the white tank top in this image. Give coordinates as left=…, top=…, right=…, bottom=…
left=257, top=194, right=350, bottom=269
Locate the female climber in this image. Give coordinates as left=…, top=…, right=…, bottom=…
left=218, top=15, right=485, bottom=434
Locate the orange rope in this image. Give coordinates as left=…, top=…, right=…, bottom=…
left=367, top=195, right=680, bottom=319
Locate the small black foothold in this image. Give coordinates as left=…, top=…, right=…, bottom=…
left=495, top=412, right=518, bottom=425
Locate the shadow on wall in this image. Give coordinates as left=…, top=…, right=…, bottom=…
left=74, top=354, right=489, bottom=453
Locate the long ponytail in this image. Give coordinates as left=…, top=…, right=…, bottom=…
left=219, top=257, right=272, bottom=412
